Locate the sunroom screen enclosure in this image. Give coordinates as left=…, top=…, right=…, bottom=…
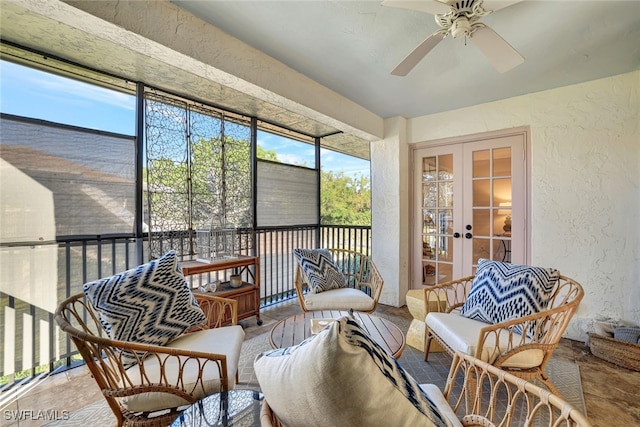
left=0, top=52, right=370, bottom=386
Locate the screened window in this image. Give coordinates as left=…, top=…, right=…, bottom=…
left=0, top=116, right=136, bottom=238
left=144, top=92, right=252, bottom=257
left=256, top=127, right=317, bottom=227
left=0, top=59, right=136, bottom=239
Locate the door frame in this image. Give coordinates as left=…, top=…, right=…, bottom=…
left=409, top=126, right=531, bottom=285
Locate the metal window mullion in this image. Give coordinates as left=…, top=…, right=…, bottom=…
left=315, top=137, right=321, bottom=246
left=135, top=83, right=144, bottom=265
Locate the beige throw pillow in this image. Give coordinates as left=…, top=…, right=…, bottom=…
left=254, top=316, right=452, bottom=427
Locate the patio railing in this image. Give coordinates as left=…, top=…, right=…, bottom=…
left=0, top=225, right=370, bottom=387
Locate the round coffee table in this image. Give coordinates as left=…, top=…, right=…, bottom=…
left=171, top=389, right=262, bottom=426
left=269, top=310, right=406, bottom=358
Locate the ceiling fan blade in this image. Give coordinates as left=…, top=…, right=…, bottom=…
left=481, top=0, right=523, bottom=13
left=470, top=25, right=524, bottom=73
left=381, top=0, right=451, bottom=15
left=391, top=32, right=447, bottom=76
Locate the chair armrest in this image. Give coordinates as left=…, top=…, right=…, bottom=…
left=359, top=259, right=384, bottom=310
left=423, top=275, right=474, bottom=313
left=107, top=337, right=230, bottom=395
left=194, top=293, right=239, bottom=327
left=294, top=264, right=310, bottom=311
left=58, top=319, right=232, bottom=401
left=442, top=352, right=592, bottom=426
left=475, top=302, right=580, bottom=367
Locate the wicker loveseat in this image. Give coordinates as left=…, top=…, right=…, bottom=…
left=293, top=248, right=384, bottom=313
left=260, top=351, right=592, bottom=427
left=423, top=261, right=584, bottom=395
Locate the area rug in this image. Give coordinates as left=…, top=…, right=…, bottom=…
left=45, top=307, right=586, bottom=426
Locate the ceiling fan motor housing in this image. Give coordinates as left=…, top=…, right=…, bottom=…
left=451, top=17, right=471, bottom=38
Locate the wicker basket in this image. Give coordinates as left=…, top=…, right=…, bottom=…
left=588, top=332, right=640, bottom=372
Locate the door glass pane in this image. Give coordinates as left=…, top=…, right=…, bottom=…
left=421, top=152, right=455, bottom=286
left=493, top=147, right=511, bottom=176
left=422, top=236, right=435, bottom=259
left=423, top=210, right=436, bottom=233
left=440, top=209, right=453, bottom=235
left=473, top=209, right=490, bottom=236
left=423, top=261, right=437, bottom=285
left=423, top=157, right=437, bottom=181
left=472, top=146, right=513, bottom=266
left=493, top=178, right=512, bottom=206
left=438, top=154, right=453, bottom=180
left=493, top=238, right=511, bottom=262
left=498, top=210, right=511, bottom=235
left=439, top=236, right=453, bottom=261
left=472, top=180, right=490, bottom=206
left=438, top=182, right=453, bottom=207
left=473, top=150, right=490, bottom=178
left=439, top=263, right=453, bottom=284
left=473, top=238, right=490, bottom=262
left=423, top=183, right=437, bottom=207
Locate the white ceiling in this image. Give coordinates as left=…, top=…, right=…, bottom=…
left=171, top=0, right=640, bottom=119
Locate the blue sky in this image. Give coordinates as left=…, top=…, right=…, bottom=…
left=0, top=60, right=370, bottom=178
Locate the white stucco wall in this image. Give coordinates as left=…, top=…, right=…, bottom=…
left=371, top=117, right=410, bottom=307
left=403, top=70, right=640, bottom=341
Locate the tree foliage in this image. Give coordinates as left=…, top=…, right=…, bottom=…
left=146, top=135, right=251, bottom=231
left=257, top=145, right=278, bottom=161
left=320, top=170, right=371, bottom=226
left=147, top=137, right=371, bottom=229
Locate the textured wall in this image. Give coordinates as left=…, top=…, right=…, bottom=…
left=371, top=117, right=410, bottom=307
left=407, top=70, right=640, bottom=341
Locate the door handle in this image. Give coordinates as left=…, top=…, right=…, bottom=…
left=453, top=232, right=461, bottom=238
left=465, top=233, right=473, bottom=239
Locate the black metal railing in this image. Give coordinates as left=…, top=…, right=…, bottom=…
left=0, top=225, right=370, bottom=387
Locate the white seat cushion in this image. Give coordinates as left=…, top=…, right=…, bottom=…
left=303, top=287, right=375, bottom=311
left=419, top=384, right=462, bottom=427
left=123, top=325, right=244, bottom=413
left=426, top=312, right=543, bottom=369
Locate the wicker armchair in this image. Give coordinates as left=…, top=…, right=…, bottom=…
left=294, top=248, right=384, bottom=313
left=55, top=293, right=244, bottom=427
left=260, top=351, right=592, bottom=427
left=423, top=274, right=584, bottom=395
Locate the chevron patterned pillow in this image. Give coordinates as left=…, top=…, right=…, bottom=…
left=293, top=248, right=347, bottom=293
left=460, top=259, right=559, bottom=330
left=83, top=250, right=206, bottom=364
left=254, top=315, right=451, bottom=427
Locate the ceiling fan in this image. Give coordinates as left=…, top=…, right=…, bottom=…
left=382, top=0, right=525, bottom=76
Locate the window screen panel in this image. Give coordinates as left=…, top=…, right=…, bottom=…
left=0, top=115, right=135, bottom=239
left=257, top=161, right=317, bottom=227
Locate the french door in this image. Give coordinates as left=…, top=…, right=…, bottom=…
left=411, top=131, right=526, bottom=288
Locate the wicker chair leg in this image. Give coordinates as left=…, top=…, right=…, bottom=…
left=537, top=371, right=561, bottom=396
left=424, top=332, right=433, bottom=361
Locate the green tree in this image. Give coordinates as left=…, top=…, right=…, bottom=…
left=147, top=135, right=371, bottom=230
left=320, top=170, right=371, bottom=225
left=257, top=145, right=278, bottom=161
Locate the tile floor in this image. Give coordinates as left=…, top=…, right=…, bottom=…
left=2, top=301, right=638, bottom=427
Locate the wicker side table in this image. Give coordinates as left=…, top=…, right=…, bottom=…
left=406, top=289, right=445, bottom=352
